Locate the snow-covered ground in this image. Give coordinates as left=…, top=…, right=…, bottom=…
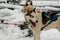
left=0, top=3, right=60, bottom=40
left=20, top=1, right=60, bottom=6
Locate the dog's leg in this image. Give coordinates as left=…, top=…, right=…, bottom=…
left=33, top=28, right=41, bottom=40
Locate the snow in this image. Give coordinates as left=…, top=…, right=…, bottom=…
left=0, top=8, right=25, bottom=23
left=20, top=1, right=60, bottom=11
left=20, top=1, right=59, bottom=6
left=41, top=29, right=60, bottom=40
left=0, top=2, right=60, bottom=40
left=0, top=0, right=6, bottom=2
left=0, top=3, right=23, bottom=9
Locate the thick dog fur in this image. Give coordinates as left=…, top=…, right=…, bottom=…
left=23, top=1, right=60, bottom=40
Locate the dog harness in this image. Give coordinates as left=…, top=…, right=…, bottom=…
left=41, top=12, right=60, bottom=30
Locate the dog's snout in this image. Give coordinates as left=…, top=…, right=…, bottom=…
left=36, top=20, right=38, bottom=23
left=29, top=19, right=31, bottom=22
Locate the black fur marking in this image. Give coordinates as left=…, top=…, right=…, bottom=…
left=29, top=8, right=36, bottom=13
left=25, top=14, right=34, bottom=18
left=30, top=1, right=33, bottom=5
left=25, top=2, right=28, bottom=7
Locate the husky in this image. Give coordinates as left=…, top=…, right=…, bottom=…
left=23, top=1, right=60, bottom=40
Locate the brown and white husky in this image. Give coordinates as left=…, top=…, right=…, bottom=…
left=23, top=1, right=60, bottom=40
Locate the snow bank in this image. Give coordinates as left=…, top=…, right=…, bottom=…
left=20, top=1, right=58, bottom=6
left=0, top=3, right=23, bottom=10
left=41, top=29, right=60, bottom=40
left=0, top=8, right=28, bottom=40
left=0, top=8, right=25, bottom=23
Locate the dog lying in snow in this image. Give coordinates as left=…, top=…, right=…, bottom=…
left=23, top=1, right=60, bottom=40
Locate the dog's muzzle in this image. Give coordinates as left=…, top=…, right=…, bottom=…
left=29, top=19, right=36, bottom=27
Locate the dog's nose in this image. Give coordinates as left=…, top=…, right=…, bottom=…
left=36, top=20, right=38, bottom=23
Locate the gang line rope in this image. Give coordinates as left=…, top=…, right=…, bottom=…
left=0, top=22, right=23, bottom=26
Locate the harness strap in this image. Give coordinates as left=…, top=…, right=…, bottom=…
left=41, top=13, right=59, bottom=30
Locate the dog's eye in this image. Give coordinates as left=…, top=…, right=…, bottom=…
left=30, top=15, right=34, bottom=18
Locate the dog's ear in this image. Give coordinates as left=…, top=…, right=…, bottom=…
left=33, top=8, right=36, bottom=13
left=25, top=2, right=28, bottom=7
left=30, top=1, right=33, bottom=5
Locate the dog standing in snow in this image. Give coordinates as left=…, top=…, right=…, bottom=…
left=23, top=1, right=60, bottom=40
